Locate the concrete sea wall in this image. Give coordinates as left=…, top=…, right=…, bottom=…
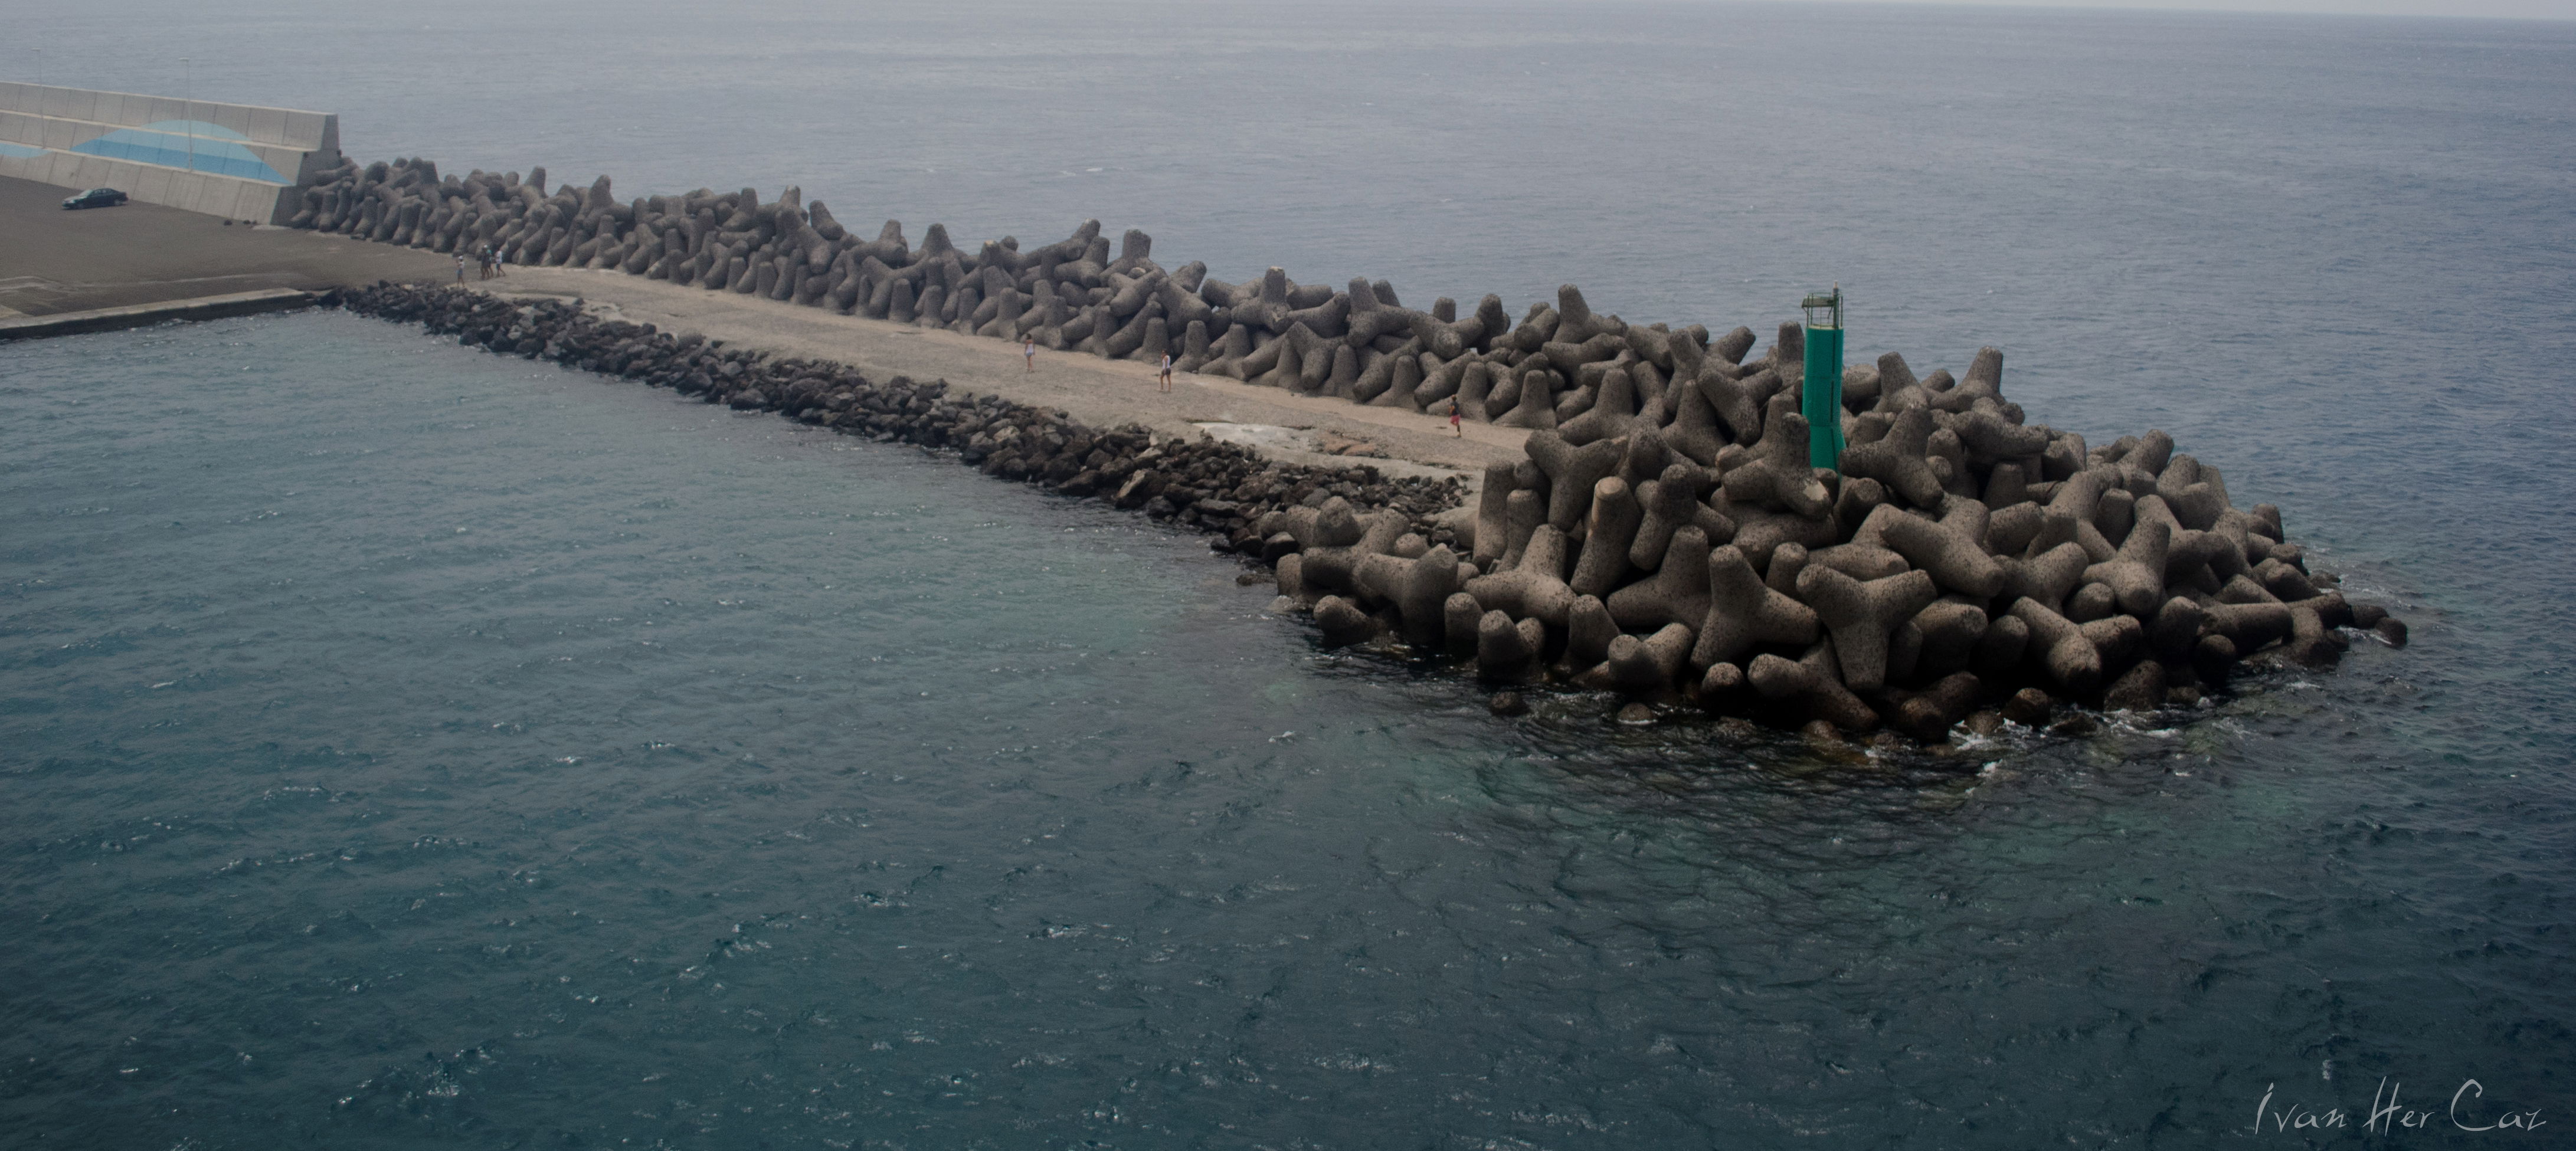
left=0, top=288, right=318, bottom=340
left=299, top=156, right=2408, bottom=745
left=0, top=83, right=339, bottom=222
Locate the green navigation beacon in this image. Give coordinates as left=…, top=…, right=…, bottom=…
left=1801, top=284, right=1846, bottom=470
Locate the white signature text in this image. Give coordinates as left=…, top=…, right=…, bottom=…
left=2251, top=1079, right=2546, bottom=1136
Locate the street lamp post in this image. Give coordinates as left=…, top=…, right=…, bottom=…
left=1801, top=285, right=1846, bottom=470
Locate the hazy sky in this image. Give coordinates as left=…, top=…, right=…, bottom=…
left=1803, top=0, right=2571, bottom=17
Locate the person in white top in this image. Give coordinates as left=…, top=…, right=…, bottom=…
left=1158, top=351, right=1174, bottom=392
left=1023, top=335, right=1037, bottom=373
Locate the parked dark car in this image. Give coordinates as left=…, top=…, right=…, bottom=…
left=61, top=188, right=128, bottom=210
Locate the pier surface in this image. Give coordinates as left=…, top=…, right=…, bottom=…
left=0, top=172, right=1514, bottom=478
left=0, top=175, right=447, bottom=316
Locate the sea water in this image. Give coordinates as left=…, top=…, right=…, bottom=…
left=5, top=2, right=2573, bottom=1146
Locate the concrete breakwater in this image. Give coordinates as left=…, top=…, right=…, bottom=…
left=305, top=157, right=2408, bottom=743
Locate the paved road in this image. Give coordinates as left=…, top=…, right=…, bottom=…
left=0, top=175, right=450, bottom=317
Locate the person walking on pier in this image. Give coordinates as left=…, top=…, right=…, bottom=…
left=1158, top=350, right=1174, bottom=392
left=1447, top=395, right=1462, bottom=437
left=455, top=252, right=467, bottom=284
left=1023, top=335, right=1037, bottom=374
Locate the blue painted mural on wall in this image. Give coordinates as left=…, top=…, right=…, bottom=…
left=62, top=120, right=289, bottom=183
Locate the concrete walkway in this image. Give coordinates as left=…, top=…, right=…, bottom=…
left=0, top=174, right=1527, bottom=478
left=488, top=264, right=1529, bottom=479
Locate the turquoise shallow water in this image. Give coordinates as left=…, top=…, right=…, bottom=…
left=6, top=0, right=2576, bottom=1146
